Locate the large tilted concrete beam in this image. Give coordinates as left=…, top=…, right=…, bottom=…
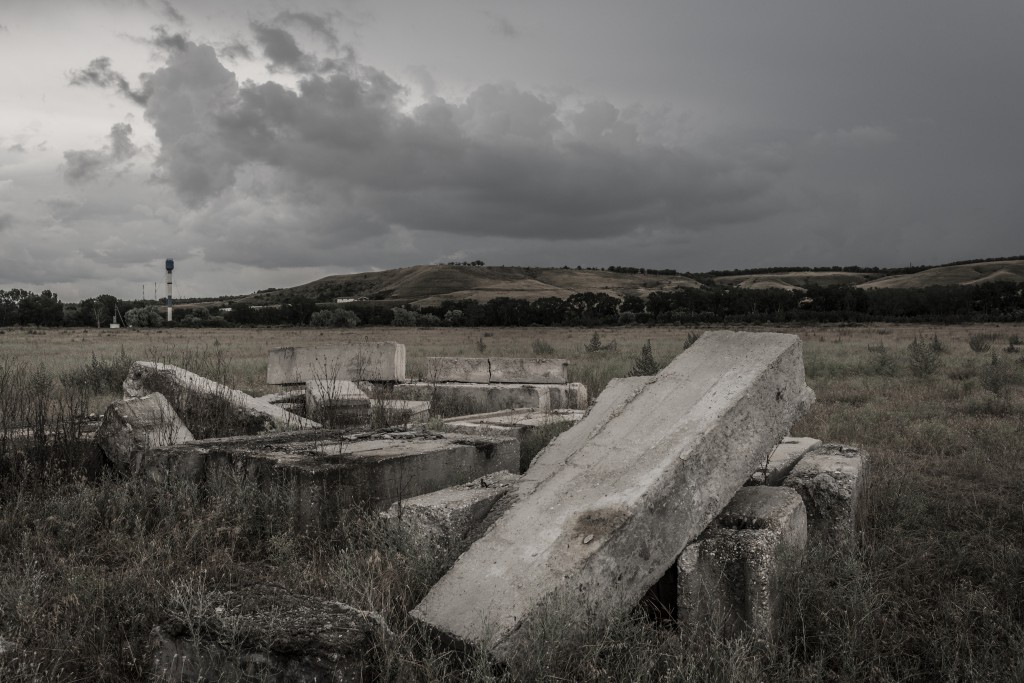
left=411, top=331, right=814, bottom=658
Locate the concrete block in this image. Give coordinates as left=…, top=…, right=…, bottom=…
left=123, top=362, right=318, bottom=439
left=142, top=429, right=520, bottom=527
left=94, top=392, right=194, bottom=474
left=747, top=437, right=822, bottom=486
left=372, top=399, right=431, bottom=425
left=306, top=379, right=370, bottom=426
left=489, top=357, right=569, bottom=384
left=384, top=471, right=520, bottom=553
left=267, top=343, right=406, bottom=384
left=424, top=357, right=491, bottom=383
left=676, top=487, right=807, bottom=635
left=372, top=381, right=587, bottom=416
left=149, top=583, right=387, bottom=682
left=411, top=331, right=814, bottom=657
left=443, top=408, right=584, bottom=440
left=783, top=444, right=866, bottom=539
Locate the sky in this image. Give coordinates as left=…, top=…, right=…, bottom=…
left=1, top=0, right=1022, bottom=300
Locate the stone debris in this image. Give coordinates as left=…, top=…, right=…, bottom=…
left=411, top=331, right=814, bottom=657
left=149, top=583, right=388, bottom=682
left=783, top=444, right=867, bottom=538
left=443, top=408, right=584, bottom=440
left=372, top=398, right=431, bottom=424
left=94, top=392, right=194, bottom=473
left=424, top=357, right=570, bottom=384
left=369, top=381, right=587, bottom=416
left=383, top=471, right=521, bottom=553
left=747, top=437, right=822, bottom=486
left=305, top=379, right=371, bottom=424
left=267, top=343, right=406, bottom=384
left=142, top=428, right=519, bottom=527
left=124, top=362, right=319, bottom=439
left=677, top=487, right=807, bottom=635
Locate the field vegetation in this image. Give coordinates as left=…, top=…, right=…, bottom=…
left=1, top=323, right=1023, bottom=680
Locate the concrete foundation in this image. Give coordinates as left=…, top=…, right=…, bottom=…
left=306, top=379, right=370, bottom=426
left=94, top=392, right=194, bottom=473
left=148, top=584, right=386, bottom=682
left=411, top=331, right=814, bottom=657
left=423, top=357, right=569, bottom=384
left=123, top=362, right=318, bottom=439
left=783, top=444, right=867, bottom=539
left=141, top=429, right=519, bottom=527
left=443, top=408, right=584, bottom=440
left=677, top=487, right=807, bottom=635
left=372, top=399, right=431, bottom=425
left=747, top=437, right=822, bottom=486
left=370, top=381, right=587, bottom=416
left=267, top=343, right=406, bottom=384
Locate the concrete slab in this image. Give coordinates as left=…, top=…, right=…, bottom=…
left=142, top=429, right=519, bottom=527
left=677, top=488, right=806, bottom=635
left=443, top=409, right=584, bottom=440
left=94, top=392, right=194, bottom=473
left=306, top=379, right=370, bottom=426
left=371, top=381, right=587, bottom=416
left=411, top=331, right=814, bottom=657
left=372, top=399, right=431, bottom=425
left=384, top=471, right=520, bottom=553
left=149, top=583, right=387, bottom=682
left=123, top=362, right=319, bottom=439
left=423, top=357, right=570, bottom=384
left=747, top=437, right=822, bottom=486
left=267, top=343, right=406, bottom=384
left=783, top=444, right=866, bottom=539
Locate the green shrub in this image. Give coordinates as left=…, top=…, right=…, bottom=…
left=531, top=339, right=556, bottom=355
left=907, top=336, right=940, bottom=377
left=628, top=339, right=661, bottom=376
left=968, top=333, right=995, bottom=352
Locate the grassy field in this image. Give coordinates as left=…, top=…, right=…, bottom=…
left=1, top=323, right=1023, bottom=681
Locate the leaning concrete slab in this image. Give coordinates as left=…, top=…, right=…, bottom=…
left=94, top=392, right=193, bottom=473
left=677, top=487, right=807, bottom=635
left=783, top=444, right=866, bottom=539
left=443, top=408, right=584, bottom=441
left=267, top=343, right=406, bottom=384
left=747, top=437, right=822, bottom=486
left=411, top=331, right=814, bottom=657
left=384, top=471, right=520, bottom=554
left=149, top=583, right=387, bottom=682
left=372, top=381, right=588, bottom=416
left=142, top=429, right=519, bottom=527
left=124, top=362, right=318, bottom=439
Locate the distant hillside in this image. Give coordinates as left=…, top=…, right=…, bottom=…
left=859, top=260, right=1024, bottom=289
left=237, top=265, right=702, bottom=307
left=714, top=271, right=877, bottom=291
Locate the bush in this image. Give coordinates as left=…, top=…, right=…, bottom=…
left=123, top=306, right=164, bottom=328
left=391, top=307, right=418, bottom=327
left=628, top=339, right=661, bottom=376
left=907, top=336, right=940, bottom=377
left=968, top=333, right=995, bottom=352
left=532, top=339, right=556, bottom=355
left=311, top=308, right=361, bottom=328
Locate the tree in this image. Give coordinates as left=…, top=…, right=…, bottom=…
left=628, top=339, right=661, bottom=376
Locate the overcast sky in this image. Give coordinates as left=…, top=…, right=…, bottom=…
left=1, top=0, right=1022, bottom=300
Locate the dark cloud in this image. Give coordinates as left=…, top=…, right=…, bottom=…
left=250, top=21, right=317, bottom=73
left=157, top=0, right=185, bottom=25
left=68, top=56, right=149, bottom=105
left=274, top=10, right=339, bottom=49
left=150, top=25, right=189, bottom=53
left=7, top=143, right=25, bottom=153
left=62, top=123, right=139, bottom=184
left=131, top=40, right=782, bottom=250
left=0, top=214, right=13, bottom=232
left=219, top=40, right=252, bottom=61
left=485, top=12, right=519, bottom=38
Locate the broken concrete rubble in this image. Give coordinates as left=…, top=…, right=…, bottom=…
left=424, top=357, right=570, bottom=384
left=442, top=408, right=584, bottom=441
left=124, top=362, right=319, bottom=439
left=368, top=381, right=587, bottom=416
left=677, top=487, right=807, bottom=635
left=783, top=444, right=866, bottom=539
left=148, top=583, right=387, bottom=682
left=94, top=392, right=194, bottom=473
left=747, top=437, right=822, bottom=486
left=142, top=428, right=519, bottom=527
left=305, top=379, right=370, bottom=425
left=267, top=343, right=406, bottom=384
left=411, top=330, right=814, bottom=657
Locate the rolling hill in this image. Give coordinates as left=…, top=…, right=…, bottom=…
left=858, top=260, right=1024, bottom=289
left=714, top=271, right=877, bottom=291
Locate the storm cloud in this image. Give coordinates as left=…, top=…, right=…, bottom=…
left=63, top=123, right=139, bottom=184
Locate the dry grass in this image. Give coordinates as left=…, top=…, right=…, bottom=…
left=1, top=322, right=1024, bottom=680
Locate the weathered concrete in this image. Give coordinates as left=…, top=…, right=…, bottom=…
left=259, top=388, right=306, bottom=405
left=369, top=381, right=588, bottom=416
left=443, top=408, right=584, bottom=440
left=783, top=444, right=866, bottom=539
left=305, top=379, right=370, bottom=426
left=148, top=583, right=387, bottom=682
left=747, top=437, right=822, bottom=486
left=384, top=471, right=520, bottom=553
left=94, top=392, right=194, bottom=473
left=411, top=331, right=814, bottom=657
left=677, top=487, right=807, bottom=635
left=424, top=357, right=570, bottom=384
left=372, top=399, right=431, bottom=425
left=267, top=343, right=406, bottom=384
left=124, top=362, right=319, bottom=439
left=142, top=429, right=519, bottom=527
